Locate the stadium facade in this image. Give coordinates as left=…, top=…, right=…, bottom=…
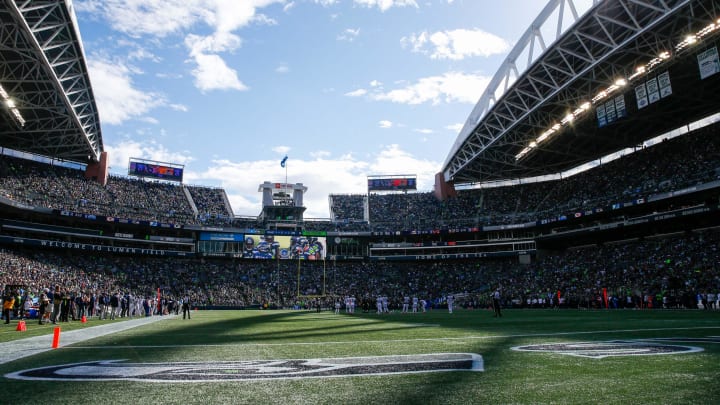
left=1, top=0, right=719, bottom=307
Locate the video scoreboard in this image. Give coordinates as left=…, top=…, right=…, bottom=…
left=367, top=176, right=417, bottom=191
left=128, top=158, right=184, bottom=182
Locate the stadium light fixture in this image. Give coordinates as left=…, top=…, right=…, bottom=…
left=536, top=131, right=551, bottom=144
left=592, top=90, right=607, bottom=103
left=0, top=83, right=25, bottom=127
left=628, top=66, right=646, bottom=81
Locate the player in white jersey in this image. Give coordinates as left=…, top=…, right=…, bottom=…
left=419, top=298, right=427, bottom=313
left=376, top=296, right=383, bottom=314
left=402, top=296, right=409, bottom=313
left=446, top=294, right=455, bottom=314
left=412, top=296, right=418, bottom=313
left=349, top=296, right=355, bottom=314
left=334, top=299, right=341, bottom=314
left=382, top=296, right=389, bottom=313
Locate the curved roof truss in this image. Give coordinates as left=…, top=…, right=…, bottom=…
left=0, top=0, right=102, bottom=163
left=443, top=0, right=718, bottom=184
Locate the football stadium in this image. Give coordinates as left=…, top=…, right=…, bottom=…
left=1, top=0, right=720, bottom=403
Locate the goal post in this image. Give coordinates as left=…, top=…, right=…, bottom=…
left=295, top=257, right=327, bottom=298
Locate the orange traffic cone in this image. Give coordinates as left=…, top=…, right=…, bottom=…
left=81, top=315, right=87, bottom=323
left=16, top=320, right=26, bottom=332
left=52, top=326, right=61, bottom=349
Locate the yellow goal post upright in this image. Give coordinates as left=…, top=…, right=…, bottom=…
left=295, top=255, right=328, bottom=300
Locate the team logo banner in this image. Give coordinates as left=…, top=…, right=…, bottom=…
left=6, top=353, right=483, bottom=382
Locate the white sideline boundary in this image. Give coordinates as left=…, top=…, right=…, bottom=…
left=0, top=315, right=175, bottom=365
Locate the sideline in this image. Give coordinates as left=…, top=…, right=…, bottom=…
left=0, top=315, right=175, bottom=365
left=65, top=325, right=720, bottom=350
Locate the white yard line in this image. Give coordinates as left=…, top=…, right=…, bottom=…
left=0, top=316, right=174, bottom=365
left=63, top=325, right=720, bottom=350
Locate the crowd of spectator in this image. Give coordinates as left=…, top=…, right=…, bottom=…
left=0, top=122, right=718, bottom=232
left=187, top=185, right=234, bottom=226
left=0, top=155, right=234, bottom=226
left=2, top=229, right=718, bottom=315
left=329, top=194, right=366, bottom=222
left=362, top=122, right=720, bottom=231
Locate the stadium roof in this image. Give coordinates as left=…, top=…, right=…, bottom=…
left=0, top=0, right=102, bottom=164
left=443, top=0, right=720, bottom=185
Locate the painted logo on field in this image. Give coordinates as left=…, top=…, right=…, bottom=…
left=5, top=353, right=483, bottom=382
left=512, top=340, right=704, bottom=359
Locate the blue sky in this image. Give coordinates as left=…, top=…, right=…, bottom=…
left=73, top=0, right=555, bottom=218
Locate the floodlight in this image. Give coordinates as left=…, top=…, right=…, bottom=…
left=6, top=99, right=15, bottom=108
left=529, top=141, right=537, bottom=148
left=685, top=35, right=697, bottom=44
left=658, top=51, right=670, bottom=59
left=615, top=78, right=627, bottom=87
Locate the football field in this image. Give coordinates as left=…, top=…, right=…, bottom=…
left=1, top=308, right=719, bottom=404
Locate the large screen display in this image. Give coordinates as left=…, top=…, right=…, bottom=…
left=243, top=235, right=326, bottom=260
left=367, top=177, right=416, bottom=191
left=128, top=159, right=184, bottom=182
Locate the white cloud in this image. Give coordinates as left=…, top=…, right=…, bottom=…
left=371, top=72, right=490, bottom=105
left=185, top=32, right=242, bottom=55
left=156, top=72, right=184, bottom=79
left=140, top=117, right=160, bottom=124
left=183, top=32, right=249, bottom=91
left=310, top=150, right=331, bottom=158
left=252, top=14, right=278, bottom=26
left=105, top=138, right=194, bottom=173
left=401, top=28, right=510, bottom=60
left=276, top=64, right=290, bottom=74
left=369, top=80, right=382, bottom=87
left=345, top=88, right=368, bottom=97
left=353, top=0, right=418, bottom=12
left=446, top=123, right=463, bottom=133
left=186, top=144, right=440, bottom=217
left=283, top=2, right=296, bottom=12
left=272, top=146, right=291, bottom=155
left=169, top=104, right=189, bottom=112
left=75, top=0, right=203, bottom=37
left=313, top=0, right=340, bottom=6
left=127, top=47, right=162, bottom=62
left=87, top=57, right=165, bottom=125
left=188, top=52, right=248, bottom=92
left=337, top=28, right=360, bottom=41
left=414, top=128, right=433, bottom=134
left=369, top=144, right=439, bottom=185
left=379, top=120, right=393, bottom=128
left=78, top=0, right=283, bottom=37
left=78, top=0, right=282, bottom=92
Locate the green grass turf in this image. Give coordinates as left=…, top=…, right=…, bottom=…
left=1, top=308, right=719, bottom=404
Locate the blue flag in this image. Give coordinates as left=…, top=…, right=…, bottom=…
left=280, top=155, right=288, bottom=168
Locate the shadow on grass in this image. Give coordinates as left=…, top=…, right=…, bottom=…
left=0, top=309, right=719, bottom=404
